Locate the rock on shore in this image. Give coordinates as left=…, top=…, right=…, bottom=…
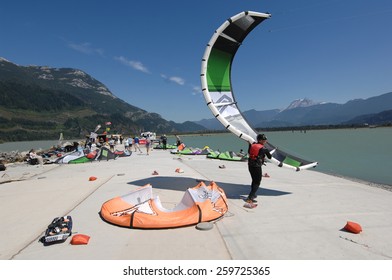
left=0, top=151, right=29, bottom=164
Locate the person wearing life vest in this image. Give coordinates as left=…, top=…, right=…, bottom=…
left=247, top=134, right=272, bottom=203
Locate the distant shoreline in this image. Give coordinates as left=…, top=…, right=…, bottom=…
left=1, top=123, right=391, bottom=143
left=169, top=123, right=392, bottom=137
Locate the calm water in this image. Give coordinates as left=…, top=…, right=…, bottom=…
left=167, top=128, right=392, bottom=186
left=1, top=128, right=391, bottom=186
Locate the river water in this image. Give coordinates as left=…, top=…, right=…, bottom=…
left=1, top=127, right=391, bottom=186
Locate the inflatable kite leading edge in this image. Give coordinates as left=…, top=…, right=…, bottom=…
left=200, top=11, right=318, bottom=171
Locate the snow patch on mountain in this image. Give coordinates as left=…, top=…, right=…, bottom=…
left=284, top=98, right=320, bottom=110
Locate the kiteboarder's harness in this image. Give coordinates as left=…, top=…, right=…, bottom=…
left=248, top=143, right=266, bottom=166
left=249, top=143, right=264, bottom=160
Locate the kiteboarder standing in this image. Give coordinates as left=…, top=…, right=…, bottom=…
left=160, top=134, right=168, bottom=150
left=133, top=136, right=142, bottom=153
left=175, top=135, right=182, bottom=147
left=247, top=134, right=272, bottom=204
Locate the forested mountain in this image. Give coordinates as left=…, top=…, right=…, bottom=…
left=344, top=109, right=392, bottom=126
left=0, top=58, right=204, bottom=142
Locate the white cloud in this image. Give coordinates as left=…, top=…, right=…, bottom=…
left=68, top=42, right=104, bottom=56
left=191, top=85, right=201, bottom=95
left=169, top=76, right=185, bottom=85
left=161, top=74, right=185, bottom=85
left=114, top=56, right=150, bottom=73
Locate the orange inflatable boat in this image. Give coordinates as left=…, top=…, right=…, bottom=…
left=100, top=181, right=228, bottom=229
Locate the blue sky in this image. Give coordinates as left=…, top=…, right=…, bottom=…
left=1, top=0, right=392, bottom=123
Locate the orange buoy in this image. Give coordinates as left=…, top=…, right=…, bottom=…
left=70, top=234, right=90, bottom=245
left=344, top=221, right=362, bottom=234
left=89, top=176, right=97, bottom=181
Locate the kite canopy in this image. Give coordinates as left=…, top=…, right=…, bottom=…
left=100, top=181, right=228, bottom=229
left=200, top=11, right=317, bottom=171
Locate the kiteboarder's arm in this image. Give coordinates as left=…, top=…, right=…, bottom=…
left=265, top=148, right=272, bottom=159
left=259, top=147, right=272, bottom=160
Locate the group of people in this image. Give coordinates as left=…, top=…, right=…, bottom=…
left=156, top=134, right=182, bottom=150
left=122, top=135, right=149, bottom=154
left=26, top=132, right=271, bottom=206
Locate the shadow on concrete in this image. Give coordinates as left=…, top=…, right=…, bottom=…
left=128, top=176, right=290, bottom=200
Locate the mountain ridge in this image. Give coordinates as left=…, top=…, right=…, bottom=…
left=0, top=58, right=204, bottom=142
left=1, top=57, right=391, bottom=142
left=194, top=92, right=392, bottom=130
